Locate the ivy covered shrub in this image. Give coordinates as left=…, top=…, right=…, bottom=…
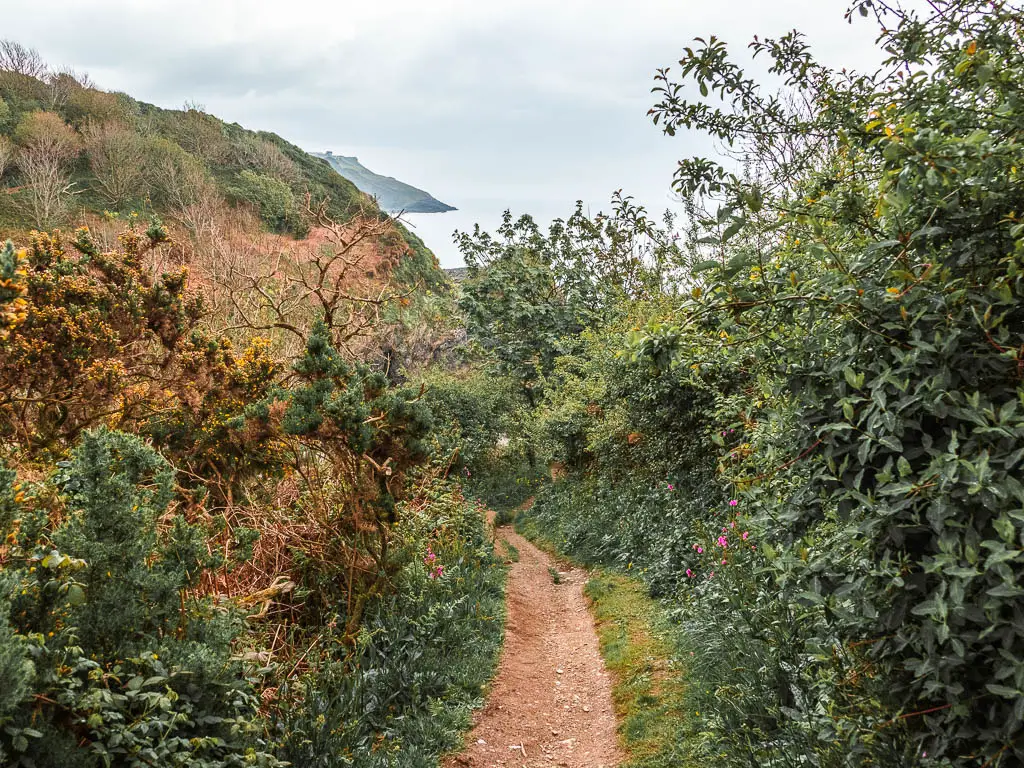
left=0, top=429, right=283, bottom=768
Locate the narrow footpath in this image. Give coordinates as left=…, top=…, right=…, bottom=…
left=445, top=518, right=622, bottom=768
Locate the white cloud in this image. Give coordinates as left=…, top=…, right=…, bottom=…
left=1, top=0, right=891, bottom=265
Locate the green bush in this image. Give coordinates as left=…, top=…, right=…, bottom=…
left=421, top=366, right=543, bottom=512
left=633, top=3, right=1024, bottom=763
left=0, top=429, right=283, bottom=768
left=467, top=4, right=1024, bottom=766
left=229, top=169, right=307, bottom=236
left=275, top=481, right=505, bottom=767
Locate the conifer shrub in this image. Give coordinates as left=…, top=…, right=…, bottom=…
left=0, top=429, right=283, bottom=768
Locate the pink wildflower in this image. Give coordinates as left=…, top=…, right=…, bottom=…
left=721, top=559, right=727, bottom=565
left=667, top=483, right=675, bottom=490
left=717, top=536, right=728, bottom=548
left=729, top=499, right=738, bottom=507
left=742, top=531, right=749, bottom=541
left=686, top=569, right=694, bottom=578
left=697, top=546, right=703, bottom=554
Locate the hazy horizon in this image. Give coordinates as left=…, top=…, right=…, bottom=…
left=2, top=0, right=891, bottom=267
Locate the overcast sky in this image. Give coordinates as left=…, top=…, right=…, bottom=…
left=2, top=1, right=888, bottom=266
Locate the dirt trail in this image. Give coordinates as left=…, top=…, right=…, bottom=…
left=445, top=520, right=622, bottom=768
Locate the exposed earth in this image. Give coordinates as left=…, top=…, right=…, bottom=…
left=444, top=518, right=622, bottom=768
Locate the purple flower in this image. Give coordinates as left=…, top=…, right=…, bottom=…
left=729, top=499, right=738, bottom=507
left=697, top=546, right=703, bottom=554
left=686, top=569, right=694, bottom=578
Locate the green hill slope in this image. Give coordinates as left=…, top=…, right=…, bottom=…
left=314, top=152, right=455, bottom=214
left=0, top=67, right=445, bottom=289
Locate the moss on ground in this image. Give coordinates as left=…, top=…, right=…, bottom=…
left=583, top=573, right=693, bottom=768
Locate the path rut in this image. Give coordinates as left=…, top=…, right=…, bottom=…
left=445, top=520, right=622, bottom=768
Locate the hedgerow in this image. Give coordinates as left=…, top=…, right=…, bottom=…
left=0, top=207, right=502, bottom=764
left=458, top=2, right=1024, bottom=765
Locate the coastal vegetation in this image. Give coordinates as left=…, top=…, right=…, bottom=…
left=2, top=1, right=1023, bottom=766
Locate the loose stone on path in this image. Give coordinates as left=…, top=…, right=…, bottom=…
left=444, top=515, right=622, bottom=768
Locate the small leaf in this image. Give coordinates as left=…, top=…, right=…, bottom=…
left=985, top=684, right=1020, bottom=699
left=66, top=583, right=86, bottom=606
left=691, top=259, right=721, bottom=273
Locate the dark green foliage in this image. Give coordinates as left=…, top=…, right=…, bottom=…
left=458, top=196, right=678, bottom=402
left=276, top=319, right=434, bottom=469
left=421, top=368, right=518, bottom=471
left=458, top=214, right=581, bottom=400
left=52, top=429, right=186, bottom=655
left=634, top=3, right=1024, bottom=763
left=228, top=169, right=307, bottom=236
left=421, top=367, right=543, bottom=511
left=0, top=572, right=33, bottom=724
left=0, top=429, right=283, bottom=768
left=454, top=3, right=1024, bottom=766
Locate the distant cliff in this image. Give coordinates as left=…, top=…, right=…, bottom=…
left=313, top=152, right=456, bottom=214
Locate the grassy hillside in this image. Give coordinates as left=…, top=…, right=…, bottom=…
left=0, top=66, right=445, bottom=289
